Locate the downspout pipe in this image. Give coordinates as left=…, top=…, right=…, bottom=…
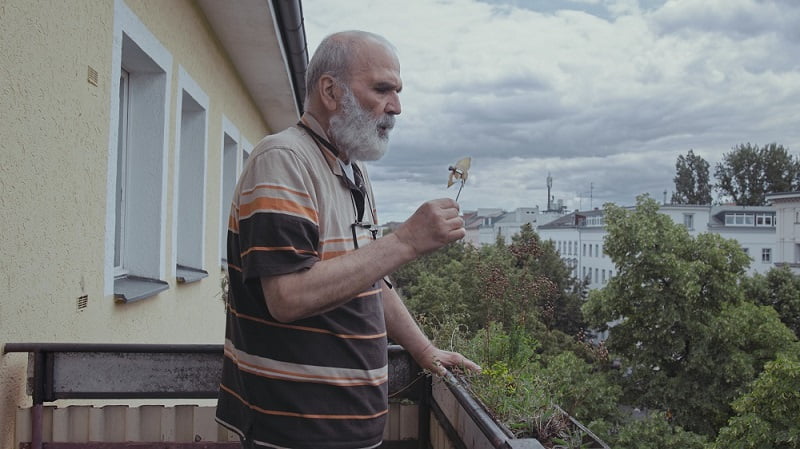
left=271, top=0, right=308, bottom=115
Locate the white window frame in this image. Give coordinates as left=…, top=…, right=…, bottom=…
left=755, top=213, right=774, bottom=227
left=683, top=213, right=694, bottom=230
left=762, top=248, right=771, bottom=263
left=220, top=117, right=242, bottom=265
left=114, top=68, right=130, bottom=276
left=104, top=0, right=172, bottom=298
left=173, top=67, right=210, bottom=283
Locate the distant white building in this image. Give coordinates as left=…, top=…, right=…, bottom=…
left=463, top=207, right=566, bottom=246
left=766, top=191, right=800, bottom=275
left=537, top=209, right=612, bottom=289
left=537, top=204, right=778, bottom=290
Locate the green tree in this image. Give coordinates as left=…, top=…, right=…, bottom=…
left=510, top=224, right=586, bottom=335
left=671, top=149, right=712, bottom=205
left=714, top=142, right=800, bottom=205
left=742, top=266, right=800, bottom=338
left=537, top=351, right=621, bottom=421
left=609, top=412, right=707, bottom=449
left=712, top=348, right=800, bottom=449
left=583, top=195, right=796, bottom=434
left=395, top=224, right=586, bottom=337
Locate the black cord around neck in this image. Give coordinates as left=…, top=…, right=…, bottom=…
left=297, top=122, right=340, bottom=158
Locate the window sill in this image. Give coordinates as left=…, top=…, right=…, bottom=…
left=176, top=265, right=209, bottom=284
left=114, top=275, right=169, bottom=304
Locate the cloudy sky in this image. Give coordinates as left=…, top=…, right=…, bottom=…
left=301, top=0, right=800, bottom=223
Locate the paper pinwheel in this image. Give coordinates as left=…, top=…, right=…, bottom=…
left=447, top=157, right=471, bottom=201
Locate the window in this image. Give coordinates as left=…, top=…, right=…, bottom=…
left=595, top=244, right=599, bottom=258
left=594, top=268, right=599, bottom=284
left=755, top=213, right=774, bottom=227
left=588, top=244, right=592, bottom=257
left=106, top=2, right=172, bottom=301
left=242, top=139, right=252, bottom=170
left=586, top=216, right=604, bottom=226
left=725, top=213, right=754, bottom=226
left=683, top=213, right=694, bottom=230
left=582, top=244, right=586, bottom=256
left=114, top=69, right=129, bottom=273
left=762, top=248, right=772, bottom=263
left=175, top=70, right=209, bottom=284
left=220, top=118, right=242, bottom=264
left=602, top=269, right=606, bottom=283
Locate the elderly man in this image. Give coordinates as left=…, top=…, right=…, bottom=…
left=216, top=30, right=480, bottom=449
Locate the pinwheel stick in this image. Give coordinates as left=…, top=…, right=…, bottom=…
left=455, top=182, right=465, bottom=202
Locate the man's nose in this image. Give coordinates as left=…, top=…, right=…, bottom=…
left=385, top=92, right=401, bottom=115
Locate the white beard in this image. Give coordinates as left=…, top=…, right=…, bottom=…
left=328, top=86, right=395, bottom=162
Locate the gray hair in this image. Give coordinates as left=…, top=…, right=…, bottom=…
left=304, top=30, right=396, bottom=108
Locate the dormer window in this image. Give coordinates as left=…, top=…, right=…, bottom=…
left=755, top=213, right=775, bottom=227
left=725, top=213, right=754, bottom=226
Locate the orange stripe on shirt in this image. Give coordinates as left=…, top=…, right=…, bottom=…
left=321, top=250, right=349, bottom=260
left=241, top=245, right=319, bottom=258
left=320, top=237, right=352, bottom=246
left=224, top=349, right=388, bottom=386
left=239, top=196, right=319, bottom=224
left=219, top=384, right=388, bottom=420
left=228, top=304, right=386, bottom=340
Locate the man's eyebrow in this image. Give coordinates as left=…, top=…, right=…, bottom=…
left=375, top=81, right=402, bottom=92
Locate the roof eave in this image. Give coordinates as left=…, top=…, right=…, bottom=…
left=197, top=0, right=308, bottom=134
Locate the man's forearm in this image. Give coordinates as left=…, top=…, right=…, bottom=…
left=261, top=198, right=465, bottom=323
left=382, top=283, right=432, bottom=359
left=261, top=232, right=415, bottom=322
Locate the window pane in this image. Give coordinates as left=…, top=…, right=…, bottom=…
left=114, top=70, right=129, bottom=270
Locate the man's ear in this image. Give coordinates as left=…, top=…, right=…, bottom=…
left=319, top=75, right=340, bottom=112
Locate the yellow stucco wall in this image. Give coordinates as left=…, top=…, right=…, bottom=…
left=0, top=0, right=277, bottom=444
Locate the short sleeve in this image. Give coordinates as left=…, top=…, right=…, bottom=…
left=233, top=147, right=320, bottom=280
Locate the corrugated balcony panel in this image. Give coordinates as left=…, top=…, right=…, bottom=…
left=17, top=404, right=416, bottom=445
left=16, top=408, right=32, bottom=447
left=175, top=404, right=196, bottom=442
left=103, top=405, right=127, bottom=441
left=383, top=402, right=419, bottom=441
left=15, top=406, right=243, bottom=444
left=140, top=405, right=164, bottom=441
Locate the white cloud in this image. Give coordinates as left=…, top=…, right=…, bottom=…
left=302, top=0, right=800, bottom=223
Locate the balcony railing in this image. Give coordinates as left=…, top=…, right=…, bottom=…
left=5, top=343, right=605, bottom=449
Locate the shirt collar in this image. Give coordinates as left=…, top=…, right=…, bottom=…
left=298, top=114, right=343, bottom=177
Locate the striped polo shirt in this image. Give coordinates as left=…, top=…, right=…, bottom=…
left=216, top=116, right=387, bottom=449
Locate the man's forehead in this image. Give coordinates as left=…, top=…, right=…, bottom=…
left=350, top=44, right=401, bottom=83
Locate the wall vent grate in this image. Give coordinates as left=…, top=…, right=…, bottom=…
left=77, top=295, right=88, bottom=311
left=87, top=66, right=98, bottom=86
